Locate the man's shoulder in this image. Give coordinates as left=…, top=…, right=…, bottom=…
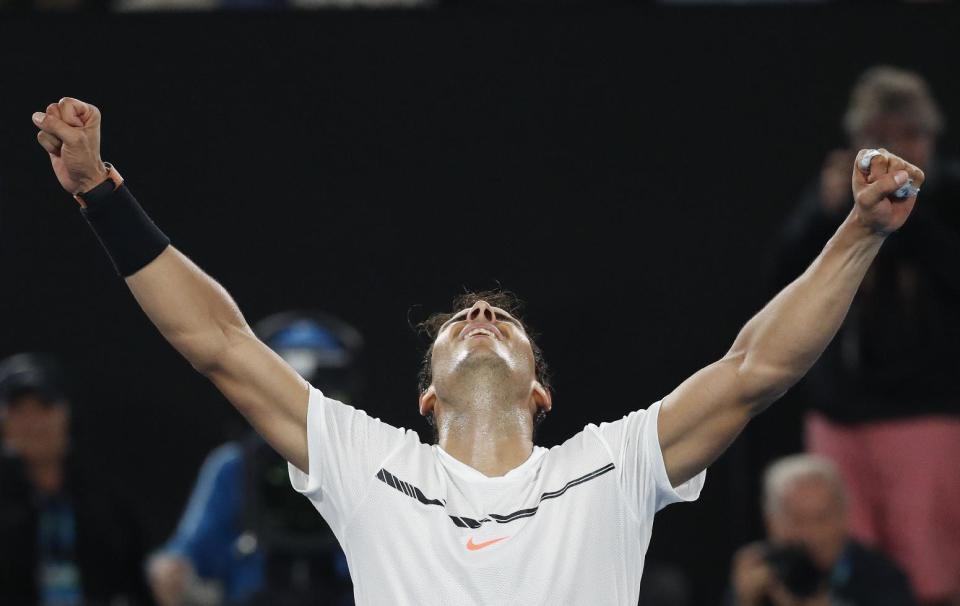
left=546, top=408, right=657, bottom=466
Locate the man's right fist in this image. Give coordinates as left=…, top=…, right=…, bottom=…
left=32, top=97, right=107, bottom=195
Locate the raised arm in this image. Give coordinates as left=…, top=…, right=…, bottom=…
left=126, top=249, right=309, bottom=470
left=32, top=98, right=309, bottom=471
left=657, top=149, right=925, bottom=487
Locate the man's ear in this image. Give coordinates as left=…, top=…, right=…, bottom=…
left=531, top=381, right=552, bottom=414
left=419, top=385, right=437, bottom=418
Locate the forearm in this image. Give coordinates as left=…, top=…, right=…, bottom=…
left=126, top=246, right=253, bottom=375
left=729, top=210, right=884, bottom=409
left=775, top=191, right=847, bottom=289
left=31, top=99, right=310, bottom=468
left=658, top=151, right=921, bottom=485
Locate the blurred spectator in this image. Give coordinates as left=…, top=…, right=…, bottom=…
left=774, top=65, right=960, bottom=606
left=146, top=440, right=265, bottom=606
left=147, top=311, right=361, bottom=606
left=0, top=352, right=150, bottom=606
left=726, top=454, right=915, bottom=606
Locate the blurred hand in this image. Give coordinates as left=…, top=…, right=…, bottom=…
left=819, top=149, right=855, bottom=214
left=147, top=554, right=222, bottom=606
left=852, top=148, right=925, bottom=236
left=32, top=97, right=107, bottom=195
left=732, top=542, right=775, bottom=606
left=147, top=554, right=192, bottom=606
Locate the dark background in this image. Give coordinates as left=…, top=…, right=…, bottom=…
left=1, top=5, right=958, bottom=602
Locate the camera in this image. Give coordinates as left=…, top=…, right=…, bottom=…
left=762, top=544, right=828, bottom=598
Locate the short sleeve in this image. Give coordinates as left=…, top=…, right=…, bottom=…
left=288, top=386, right=408, bottom=534
left=594, top=400, right=706, bottom=517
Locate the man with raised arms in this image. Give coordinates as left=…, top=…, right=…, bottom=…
left=30, top=97, right=924, bottom=605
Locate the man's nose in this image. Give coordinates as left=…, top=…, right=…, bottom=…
left=467, top=301, right=495, bottom=323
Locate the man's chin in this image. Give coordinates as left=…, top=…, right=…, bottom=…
left=458, top=336, right=503, bottom=355
left=455, top=346, right=511, bottom=373
left=436, top=350, right=527, bottom=401
left=461, top=345, right=504, bottom=362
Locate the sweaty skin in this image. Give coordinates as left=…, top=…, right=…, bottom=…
left=419, top=302, right=551, bottom=477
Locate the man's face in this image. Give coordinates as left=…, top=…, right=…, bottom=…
left=853, top=115, right=935, bottom=171
left=427, top=300, right=538, bottom=399
left=0, top=392, right=70, bottom=464
left=766, top=478, right=847, bottom=571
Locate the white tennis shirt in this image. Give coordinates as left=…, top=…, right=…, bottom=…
left=288, top=386, right=706, bottom=606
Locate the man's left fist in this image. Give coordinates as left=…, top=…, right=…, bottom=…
left=852, top=148, right=925, bottom=236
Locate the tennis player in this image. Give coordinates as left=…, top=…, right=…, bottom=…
left=31, top=97, right=924, bottom=605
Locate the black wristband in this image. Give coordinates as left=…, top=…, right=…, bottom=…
left=81, top=184, right=170, bottom=277
left=78, top=174, right=121, bottom=206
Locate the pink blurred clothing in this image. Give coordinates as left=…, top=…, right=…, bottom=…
left=806, top=411, right=960, bottom=603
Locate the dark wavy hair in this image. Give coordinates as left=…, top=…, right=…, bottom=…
left=416, top=289, right=551, bottom=443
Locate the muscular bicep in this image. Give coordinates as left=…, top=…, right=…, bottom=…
left=206, top=331, right=310, bottom=471
left=658, top=357, right=754, bottom=487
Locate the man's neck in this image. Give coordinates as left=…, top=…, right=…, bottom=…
left=435, top=399, right=535, bottom=478
left=433, top=364, right=539, bottom=477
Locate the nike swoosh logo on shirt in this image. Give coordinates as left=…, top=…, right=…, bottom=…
left=466, top=536, right=509, bottom=551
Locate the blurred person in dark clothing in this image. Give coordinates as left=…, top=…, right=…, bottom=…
left=147, top=312, right=359, bottom=606
left=146, top=440, right=264, bottom=606
left=0, top=352, right=150, bottom=606
left=727, top=454, right=915, bottom=606
left=774, top=66, right=960, bottom=606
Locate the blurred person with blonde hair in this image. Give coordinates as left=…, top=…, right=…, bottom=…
left=775, top=66, right=960, bottom=606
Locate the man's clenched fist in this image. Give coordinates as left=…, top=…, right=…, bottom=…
left=32, top=97, right=107, bottom=195
left=852, top=148, right=925, bottom=236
